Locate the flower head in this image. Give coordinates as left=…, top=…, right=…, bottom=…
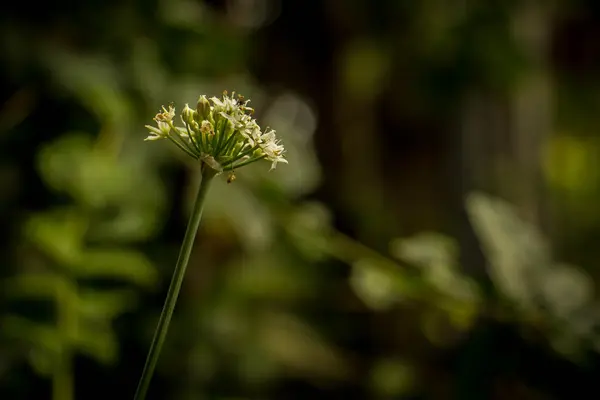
left=144, top=91, right=287, bottom=176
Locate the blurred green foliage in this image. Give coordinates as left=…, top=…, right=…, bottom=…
left=3, top=0, right=600, bottom=399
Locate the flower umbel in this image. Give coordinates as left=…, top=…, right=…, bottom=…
left=145, top=91, right=288, bottom=172
left=136, top=92, right=287, bottom=400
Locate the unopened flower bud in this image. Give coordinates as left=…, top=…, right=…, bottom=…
left=224, top=119, right=235, bottom=137
left=196, top=95, right=211, bottom=120
left=253, top=148, right=264, bottom=158
left=181, top=104, right=196, bottom=125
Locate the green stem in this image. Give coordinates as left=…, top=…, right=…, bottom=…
left=54, top=280, right=75, bottom=400
left=185, top=122, right=202, bottom=154
left=168, top=135, right=198, bottom=159
left=134, top=165, right=217, bottom=400
left=221, top=145, right=259, bottom=167
left=222, top=155, right=266, bottom=171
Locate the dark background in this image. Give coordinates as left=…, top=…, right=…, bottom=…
left=3, top=0, right=600, bottom=399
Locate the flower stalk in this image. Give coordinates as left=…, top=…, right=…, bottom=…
left=135, top=91, right=286, bottom=400
left=134, top=165, right=216, bottom=400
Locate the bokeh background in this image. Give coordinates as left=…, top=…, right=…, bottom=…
left=3, top=0, right=600, bottom=399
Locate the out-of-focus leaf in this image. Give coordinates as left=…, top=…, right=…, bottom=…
left=466, top=192, right=551, bottom=310
left=390, top=232, right=481, bottom=303
left=38, top=133, right=90, bottom=193
left=73, top=321, right=118, bottom=365
left=286, top=202, right=333, bottom=261
left=350, top=259, right=405, bottom=311
left=390, top=231, right=458, bottom=269
left=369, top=358, right=415, bottom=397
left=74, top=152, right=135, bottom=209
left=28, top=347, right=56, bottom=377
left=539, top=264, right=593, bottom=318
left=420, top=310, right=455, bottom=348
left=25, top=209, right=86, bottom=265
left=438, top=298, right=480, bottom=332
left=90, top=202, right=165, bottom=243
left=543, top=135, right=599, bottom=193
left=186, top=342, right=218, bottom=382
left=4, top=272, right=69, bottom=300
left=43, top=49, right=132, bottom=127
left=77, top=289, right=139, bottom=321
left=38, top=133, right=138, bottom=209
left=3, top=315, right=61, bottom=376
left=235, top=344, right=279, bottom=385
left=73, top=248, right=157, bottom=288
left=227, top=254, right=316, bottom=301
left=258, top=311, right=350, bottom=381
left=158, top=0, right=208, bottom=30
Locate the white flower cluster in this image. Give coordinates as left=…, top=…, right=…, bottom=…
left=145, top=91, right=287, bottom=173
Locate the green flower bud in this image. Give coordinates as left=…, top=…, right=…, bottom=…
left=253, top=148, right=264, bottom=158
left=181, top=104, right=196, bottom=125
left=196, top=95, right=211, bottom=121
left=224, top=119, right=235, bottom=137
left=232, top=142, right=244, bottom=155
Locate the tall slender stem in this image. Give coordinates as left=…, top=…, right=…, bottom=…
left=54, top=279, right=76, bottom=400
left=134, top=165, right=216, bottom=400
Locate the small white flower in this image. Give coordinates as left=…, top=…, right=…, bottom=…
left=259, top=128, right=288, bottom=170
left=145, top=105, right=175, bottom=141
left=200, top=120, right=214, bottom=135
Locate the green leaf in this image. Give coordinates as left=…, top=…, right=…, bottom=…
left=73, top=248, right=158, bottom=288
left=4, top=272, right=68, bottom=300
left=37, top=133, right=93, bottom=195
left=25, top=209, right=86, bottom=265
left=369, top=358, right=415, bottom=397
left=349, top=259, right=404, bottom=311
left=38, top=133, right=145, bottom=210
left=258, top=311, right=349, bottom=381
left=43, top=50, right=131, bottom=127
left=73, top=321, right=118, bottom=365
left=3, top=315, right=62, bottom=376
left=390, top=231, right=458, bottom=269
left=76, top=289, right=139, bottom=321
left=285, top=202, right=333, bottom=261
left=466, top=192, right=551, bottom=310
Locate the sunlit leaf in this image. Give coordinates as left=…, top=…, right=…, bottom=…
left=539, top=264, right=593, bottom=318
left=350, top=259, right=403, bottom=311
left=466, top=192, right=551, bottom=309
left=390, top=231, right=458, bottom=269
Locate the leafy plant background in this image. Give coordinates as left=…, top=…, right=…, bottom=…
left=2, top=0, right=600, bottom=399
